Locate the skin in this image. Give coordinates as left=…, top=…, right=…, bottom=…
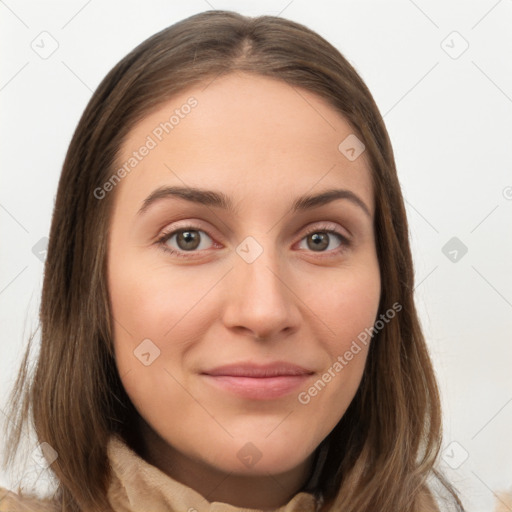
left=107, top=71, right=381, bottom=509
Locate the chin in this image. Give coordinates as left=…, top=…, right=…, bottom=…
left=201, top=438, right=314, bottom=477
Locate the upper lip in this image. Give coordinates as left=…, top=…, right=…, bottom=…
left=202, top=361, right=314, bottom=377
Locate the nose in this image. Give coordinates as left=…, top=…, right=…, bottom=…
left=221, top=245, right=301, bottom=341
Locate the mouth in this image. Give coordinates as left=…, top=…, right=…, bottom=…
left=201, top=361, right=315, bottom=400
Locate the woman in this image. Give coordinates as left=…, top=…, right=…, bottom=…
left=1, top=10, right=466, bottom=512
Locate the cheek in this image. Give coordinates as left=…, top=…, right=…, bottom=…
left=108, top=254, right=219, bottom=375
left=107, top=258, right=203, bottom=426
left=109, top=250, right=195, bottom=333
left=307, top=261, right=381, bottom=350
left=330, top=281, right=380, bottom=352
left=294, top=262, right=380, bottom=413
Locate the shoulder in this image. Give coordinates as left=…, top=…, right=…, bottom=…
left=0, top=486, right=59, bottom=512
left=494, top=488, right=512, bottom=512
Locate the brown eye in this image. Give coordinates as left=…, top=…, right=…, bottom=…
left=297, top=227, right=349, bottom=255
left=306, top=232, right=330, bottom=251
left=158, top=227, right=214, bottom=256
left=175, top=230, right=201, bottom=251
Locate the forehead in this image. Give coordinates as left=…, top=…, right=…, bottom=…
left=114, top=72, right=374, bottom=216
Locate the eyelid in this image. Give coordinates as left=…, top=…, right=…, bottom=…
left=155, top=219, right=221, bottom=243
left=163, top=219, right=350, bottom=240
left=300, top=221, right=350, bottom=240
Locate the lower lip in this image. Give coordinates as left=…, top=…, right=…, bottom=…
left=202, top=374, right=313, bottom=400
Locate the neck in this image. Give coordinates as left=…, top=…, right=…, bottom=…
left=135, top=418, right=317, bottom=510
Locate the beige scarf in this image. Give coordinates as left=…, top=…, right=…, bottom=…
left=106, top=434, right=320, bottom=512
left=0, top=434, right=320, bottom=512
left=1, top=434, right=510, bottom=511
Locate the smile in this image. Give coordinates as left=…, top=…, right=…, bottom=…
left=200, top=361, right=315, bottom=400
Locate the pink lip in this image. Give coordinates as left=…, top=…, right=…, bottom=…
left=201, top=362, right=315, bottom=400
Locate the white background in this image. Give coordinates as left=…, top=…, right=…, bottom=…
left=1, top=1, right=511, bottom=511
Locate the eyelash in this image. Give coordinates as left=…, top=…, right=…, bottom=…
left=155, top=222, right=351, bottom=259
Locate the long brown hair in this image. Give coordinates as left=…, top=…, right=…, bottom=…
left=2, top=10, right=465, bottom=512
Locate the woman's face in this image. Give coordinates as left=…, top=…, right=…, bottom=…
left=108, top=72, right=380, bottom=481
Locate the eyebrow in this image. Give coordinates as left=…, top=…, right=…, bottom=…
left=137, top=186, right=371, bottom=218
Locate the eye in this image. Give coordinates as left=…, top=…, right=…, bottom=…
left=156, top=222, right=350, bottom=259
left=297, top=224, right=350, bottom=256
left=156, top=225, right=215, bottom=258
